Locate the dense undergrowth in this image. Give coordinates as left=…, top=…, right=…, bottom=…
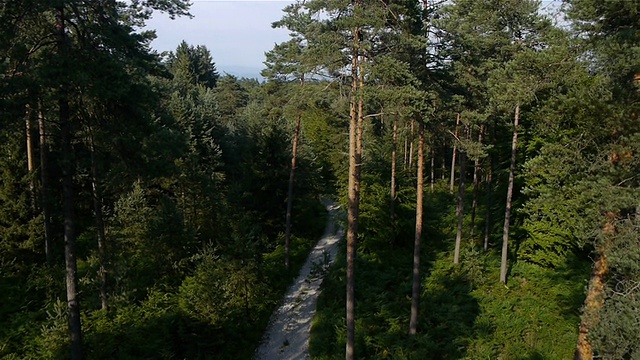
left=1, top=229, right=325, bottom=360
left=0, top=180, right=327, bottom=360
left=310, top=182, right=589, bottom=359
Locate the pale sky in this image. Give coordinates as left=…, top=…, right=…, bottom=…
left=146, top=0, right=295, bottom=78
left=145, top=0, right=563, bottom=79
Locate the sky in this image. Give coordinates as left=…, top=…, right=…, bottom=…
left=145, top=0, right=564, bottom=79
left=145, top=0, right=296, bottom=79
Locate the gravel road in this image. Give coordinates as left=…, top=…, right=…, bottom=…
left=253, top=201, right=344, bottom=360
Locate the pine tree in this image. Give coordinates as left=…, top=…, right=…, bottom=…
left=263, top=29, right=313, bottom=269
left=557, top=1, right=640, bottom=357
left=409, top=120, right=424, bottom=334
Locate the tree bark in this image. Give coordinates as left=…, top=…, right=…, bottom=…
left=25, top=104, right=37, bottom=213
left=57, top=6, right=83, bottom=359
left=483, top=156, right=493, bottom=252
left=390, top=116, right=397, bottom=238
left=409, top=121, right=424, bottom=335
left=38, top=103, right=53, bottom=266
left=440, top=148, right=447, bottom=182
left=403, top=131, right=408, bottom=169
left=500, top=104, right=520, bottom=284
left=408, top=119, right=414, bottom=170
left=89, top=133, right=108, bottom=311
left=484, top=122, right=495, bottom=252
left=357, top=56, right=364, bottom=159
left=346, top=30, right=360, bottom=360
left=470, top=125, right=484, bottom=238
left=453, top=130, right=467, bottom=264
left=430, top=148, right=435, bottom=192
left=285, top=76, right=304, bottom=270
left=449, top=113, right=461, bottom=194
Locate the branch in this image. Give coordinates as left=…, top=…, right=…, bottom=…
left=447, top=129, right=461, bottom=142
left=616, top=174, right=639, bottom=187
left=612, top=280, right=640, bottom=297
left=363, top=112, right=385, bottom=119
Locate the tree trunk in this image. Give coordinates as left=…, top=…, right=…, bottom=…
left=89, top=134, right=108, bottom=311
left=357, top=56, right=364, bottom=159
left=575, top=218, right=614, bottom=360
left=408, top=119, right=415, bottom=170
left=449, top=113, right=461, bottom=194
left=430, top=148, right=435, bottom=192
left=57, top=6, right=83, bottom=359
left=403, top=131, right=408, bottom=169
left=484, top=122, right=495, bottom=252
left=409, top=121, right=424, bottom=335
left=285, top=76, right=304, bottom=270
left=453, top=132, right=467, bottom=264
left=243, top=272, right=253, bottom=323
left=483, top=156, right=493, bottom=252
left=470, top=125, right=484, bottom=238
left=38, top=104, right=53, bottom=266
left=390, top=116, right=397, bottom=239
left=346, top=33, right=360, bottom=360
left=25, top=104, right=37, bottom=213
left=441, top=153, right=446, bottom=180
left=500, top=104, right=520, bottom=284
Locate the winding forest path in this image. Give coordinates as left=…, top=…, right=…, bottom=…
left=253, top=200, right=344, bottom=360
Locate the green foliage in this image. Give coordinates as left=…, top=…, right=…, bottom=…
left=1, top=29, right=329, bottom=358
left=166, top=41, right=219, bottom=89
left=591, top=218, right=640, bottom=359
left=311, top=186, right=587, bottom=359
left=2, top=0, right=640, bottom=358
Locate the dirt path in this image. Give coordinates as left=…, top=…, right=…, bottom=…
left=253, top=201, right=344, bottom=360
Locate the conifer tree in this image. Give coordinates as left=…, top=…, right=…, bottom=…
left=558, top=1, right=640, bottom=357
left=269, top=0, right=429, bottom=355
left=438, top=0, right=552, bottom=271
left=263, top=26, right=313, bottom=268
left=409, top=120, right=424, bottom=334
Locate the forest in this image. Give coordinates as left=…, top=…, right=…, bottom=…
left=0, top=0, right=639, bottom=359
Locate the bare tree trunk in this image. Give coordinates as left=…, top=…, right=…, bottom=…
left=285, top=76, right=304, bottom=270
left=62, top=104, right=83, bottom=360
left=89, top=134, right=108, bottom=311
left=409, top=121, right=424, bottom=335
left=408, top=119, right=415, bottom=170
left=470, top=125, right=484, bottom=238
left=357, top=56, right=364, bottom=161
left=454, top=126, right=467, bottom=264
left=38, top=104, right=53, bottom=266
left=57, top=6, right=83, bottom=359
left=483, top=157, right=493, bottom=252
left=430, top=148, right=435, bottom=192
left=243, top=273, right=252, bottom=323
left=25, top=104, right=37, bottom=213
left=403, top=121, right=409, bottom=169
left=484, top=122, right=495, bottom=252
left=449, top=113, right=461, bottom=194
left=346, top=32, right=360, bottom=360
left=440, top=148, right=447, bottom=180
left=390, top=116, right=397, bottom=237
left=500, top=104, right=520, bottom=284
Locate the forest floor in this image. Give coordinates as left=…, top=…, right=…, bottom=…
left=253, top=199, right=344, bottom=360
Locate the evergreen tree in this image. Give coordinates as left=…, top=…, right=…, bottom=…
left=167, top=40, right=219, bottom=88
left=551, top=1, right=640, bottom=357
